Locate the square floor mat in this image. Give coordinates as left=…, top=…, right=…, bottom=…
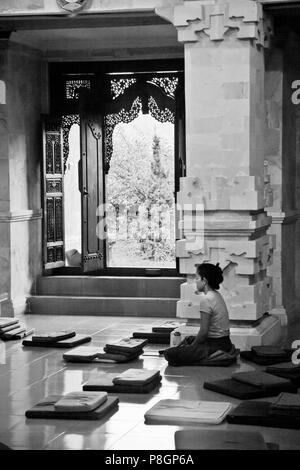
left=203, top=378, right=297, bottom=399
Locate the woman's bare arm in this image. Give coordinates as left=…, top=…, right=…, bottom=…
left=192, top=312, right=210, bottom=345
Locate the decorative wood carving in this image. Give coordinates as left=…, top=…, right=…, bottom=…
left=88, top=119, right=102, bottom=140
left=43, top=117, right=65, bottom=268
left=104, top=74, right=178, bottom=173
left=66, top=79, right=91, bottom=100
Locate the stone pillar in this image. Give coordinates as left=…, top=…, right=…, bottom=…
left=265, top=36, right=300, bottom=326
left=157, top=0, right=281, bottom=346
left=0, top=39, right=13, bottom=316
left=0, top=39, right=43, bottom=317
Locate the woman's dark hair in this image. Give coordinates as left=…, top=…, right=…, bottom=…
left=196, top=262, right=223, bottom=290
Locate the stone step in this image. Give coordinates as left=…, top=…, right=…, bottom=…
left=36, top=276, right=185, bottom=298
left=27, top=295, right=177, bottom=317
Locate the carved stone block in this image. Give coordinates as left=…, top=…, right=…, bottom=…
left=177, top=175, right=265, bottom=211
left=170, top=0, right=272, bottom=47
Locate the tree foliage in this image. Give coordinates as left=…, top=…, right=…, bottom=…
left=106, top=115, right=175, bottom=262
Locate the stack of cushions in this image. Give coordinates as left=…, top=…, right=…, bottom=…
left=144, top=399, right=232, bottom=425
left=266, top=362, right=300, bottom=386
left=174, top=429, right=270, bottom=450
left=132, top=321, right=185, bottom=344
left=227, top=393, right=300, bottom=429
left=0, top=317, right=34, bottom=341
left=83, top=369, right=162, bottom=393
left=22, top=330, right=91, bottom=348
left=63, top=346, right=144, bottom=363
left=204, top=370, right=297, bottom=399
left=270, top=392, right=300, bottom=418
left=240, top=346, right=292, bottom=365
left=103, top=338, right=148, bottom=361
left=0, top=442, right=12, bottom=450
left=132, top=329, right=172, bottom=344
left=25, top=391, right=119, bottom=420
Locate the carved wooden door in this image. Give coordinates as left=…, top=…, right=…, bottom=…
left=42, top=116, right=65, bottom=269
left=80, top=101, right=105, bottom=272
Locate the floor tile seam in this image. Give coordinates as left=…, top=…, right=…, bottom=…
left=43, top=429, right=122, bottom=450
left=0, top=351, right=59, bottom=379
left=0, top=351, right=58, bottom=374
left=10, top=366, right=69, bottom=397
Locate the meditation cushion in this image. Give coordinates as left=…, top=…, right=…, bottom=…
left=32, top=331, right=76, bottom=343
left=132, top=331, right=170, bottom=344
left=0, top=318, right=19, bottom=329
left=227, top=400, right=300, bottom=429
left=240, top=348, right=291, bottom=365
left=83, top=372, right=162, bottom=394
left=175, top=429, right=268, bottom=450
left=152, top=321, right=186, bottom=333
left=1, top=327, right=34, bottom=341
left=203, top=377, right=297, bottom=399
left=54, top=391, right=108, bottom=412
left=63, top=346, right=141, bottom=363
left=113, top=369, right=161, bottom=386
left=251, top=346, right=289, bottom=357
left=266, top=363, right=300, bottom=382
left=25, top=395, right=119, bottom=420
left=22, top=334, right=91, bottom=348
left=231, top=371, right=292, bottom=389
left=144, top=399, right=232, bottom=425
left=104, top=338, right=148, bottom=355
left=270, top=392, right=300, bottom=417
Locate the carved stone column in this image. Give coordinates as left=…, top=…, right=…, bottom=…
left=264, top=40, right=300, bottom=326
left=0, top=39, right=13, bottom=316
left=156, top=0, right=282, bottom=346
left=0, top=39, right=43, bottom=317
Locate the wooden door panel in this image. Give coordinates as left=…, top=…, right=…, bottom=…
left=80, top=111, right=105, bottom=272
left=42, top=116, right=65, bottom=269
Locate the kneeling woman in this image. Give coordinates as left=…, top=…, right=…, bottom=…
left=164, top=262, right=234, bottom=366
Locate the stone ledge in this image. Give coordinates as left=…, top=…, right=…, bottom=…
left=268, top=210, right=299, bottom=225
left=0, top=292, right=8, bottom=303
left=0, top=209, right=42, bottom=223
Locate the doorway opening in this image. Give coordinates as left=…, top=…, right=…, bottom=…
left=64, top=123, right=82, bottom=266
left=43, top=60, right=185, bottom=276
left=106, top=113, right=176, bottom=269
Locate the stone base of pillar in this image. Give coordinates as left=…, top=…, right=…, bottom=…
left=170, top=315, right=282, bottom=351
left=270, top=306, right=288, bottom=326
left=0, top=294, right=14, bottom=318
left=12, top=298, right=28, bottom=318
left=0, top=294, right=28, bottom=318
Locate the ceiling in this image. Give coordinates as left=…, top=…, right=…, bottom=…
left=0, top=11, right=182, bottom=60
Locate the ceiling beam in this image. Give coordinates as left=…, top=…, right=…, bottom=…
left=0, top=11, right=170, bottom=32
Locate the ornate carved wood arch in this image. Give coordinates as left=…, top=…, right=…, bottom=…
left=104, top=75, right=179, bottom=173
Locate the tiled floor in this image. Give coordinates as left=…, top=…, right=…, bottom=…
left=0, top=314, right=300, bottom=450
